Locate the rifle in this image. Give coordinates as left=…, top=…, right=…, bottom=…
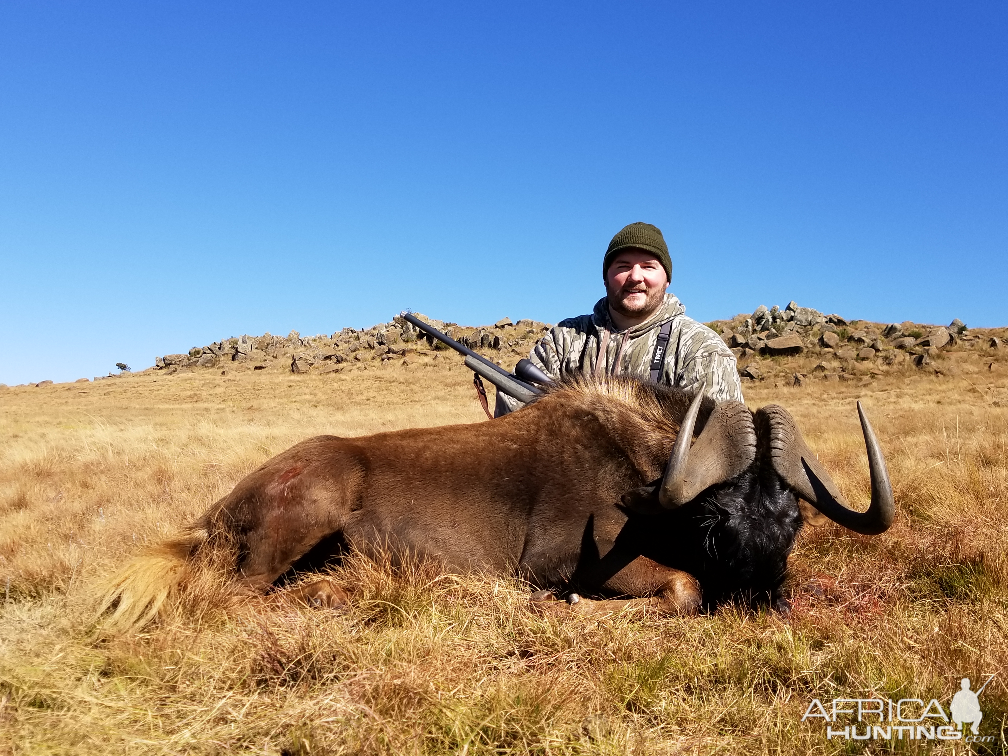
left=399, top=312, right=553, bottom=406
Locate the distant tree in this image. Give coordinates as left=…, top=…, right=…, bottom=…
left=116, top=363, right=131, bottom=372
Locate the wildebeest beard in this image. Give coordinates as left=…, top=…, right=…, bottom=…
left=566, top=466, right=803, bottom=611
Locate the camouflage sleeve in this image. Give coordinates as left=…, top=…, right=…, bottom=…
left=530, top=315, right=592, bottom=380
left=669, top=323, right=745, bottom=404
left=497, top=316, right=593, bottom=413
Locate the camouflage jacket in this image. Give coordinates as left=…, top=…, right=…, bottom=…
left=500, top=294, right=744, bottom=411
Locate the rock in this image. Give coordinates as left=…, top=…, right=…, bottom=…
left=949, top=318, right=966, bottom=334
left=235, top=335, right=254, bottom=356
left=747, top=334, right=765, bottom=351
left=739, top=363, right=762, bottom=381
left=820, top=331, right=840, bottom=349
left=189, top=347, right=203, bottom=358
left=882, top=350, right=905, bottom=366
left=764, top=334, right=804, bottom=355
left=291, top=357, right=312, bottom=374
left=491, top=335, right=502, bottom=350
left=792, top=373, right=806, bottom=387
left=883, top=323, right=903, bottom=339
left=826, top=314, right=848, bottom=326
left=729, top=333, right=748, bottom=348
left=893, top=337, right=917, bottom=350
left=752, top=305, right=769, bottom=323
left=163, top=353, right=189, bottom=367
left=785, top=301, right=798, bottom=313
left=155, top=356, right=165, bottom=368
left=769, top=305, right=781, bottom=321
left=36, top=380, right=53, bottom=387
left=812, top=362, right=828, bottom=373
left=837, top=348, right=856, bottom=361
left=857, top=348, right=877, bottom=360
left=821, top=323, right=837, bottom=333
left=989, top=337, right=1001, bottom=349
left=917, top=327, right=950, bottom=349
left=197, top=353, right=216, bottom=368
left=914, top=352, right=932, bottom=368
left=75, top=377, right=89, bottom=383
left=848, top=330, right=869, bottom=346
left=317, top=363, right=343, bottom=375
left=495, top=317, right=513, bottom=328
left=794, top=307, right=822, bottom=327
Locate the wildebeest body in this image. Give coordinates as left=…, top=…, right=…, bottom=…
left=102, top=376, right=892, bottom=628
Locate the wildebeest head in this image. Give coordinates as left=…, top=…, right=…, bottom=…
left=620, top=390, right=894, bottom=609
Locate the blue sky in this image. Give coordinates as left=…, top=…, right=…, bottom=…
left=1, top=2, right=1005, bottom=385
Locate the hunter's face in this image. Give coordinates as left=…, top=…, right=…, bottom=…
left=605, top=250, right=668, bottom=321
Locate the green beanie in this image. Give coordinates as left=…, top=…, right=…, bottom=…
left=603, top=222, right=672, bottom=282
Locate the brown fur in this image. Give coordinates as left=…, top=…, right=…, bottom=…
left=99, top=376, right=789, bottom=629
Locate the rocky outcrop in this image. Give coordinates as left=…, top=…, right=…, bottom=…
left=151, top=314, right=551, bottom=376
left=714, top=303, right=982, bottom=378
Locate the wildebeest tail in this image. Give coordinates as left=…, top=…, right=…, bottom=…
left=96, top=528, right=209, bottom=633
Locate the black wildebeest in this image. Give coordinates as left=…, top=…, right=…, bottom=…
left=101, top=376, right=893, bottom=628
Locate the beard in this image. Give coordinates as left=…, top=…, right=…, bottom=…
left=606, top=280, right=666, bottom=321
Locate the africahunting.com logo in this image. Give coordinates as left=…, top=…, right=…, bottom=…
left=802, top=674, right=996, bottom=743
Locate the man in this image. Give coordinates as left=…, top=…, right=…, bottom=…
left=497, top=222, right=743, bottom=415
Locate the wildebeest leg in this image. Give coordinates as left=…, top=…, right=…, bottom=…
left=284, top=579, right=350, bottom=608
left=531, top=556, right=702, bottom=616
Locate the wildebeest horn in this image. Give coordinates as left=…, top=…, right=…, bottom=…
left=755, top=402, right=894, bottom=535
left=659, top=392, right=757, bottom=508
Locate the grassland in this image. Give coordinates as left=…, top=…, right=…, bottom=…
left=1, top=345, right=1007, bottom=754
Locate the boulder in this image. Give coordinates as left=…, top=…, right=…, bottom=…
left=75, top=377, right=90, bottom=383
left=812, top=362, right=828, bottom=373
left=155, top=356, right=165, bottom=369
left=747, top=334, right=765, bottom=351
left=739, top=363, right=762, bottom=381
left=914, top=352, right=932, bottom=368
left=491, top=335, right=502, bottom=350
left=163, top=354, right=189, bottom=367
left=729, top=333, right=748, bottom=348
left=883, top=323, right=903, bottom=339
left=949, top=318, right=966, bottom=334
left=495, top=317, right=513, bottom=328
left=917, top=327, right=950, bottom=349
left=794, top=307, right=822, bottom=327
left=989, top=337, right=1001, bottom=349
left=197, top=353, right=216, bottom=368
left=820, top=331, right=840, bottom=349
left=189, top=347, right=203, bottom=358
left=893, top=337, right=917, bottom=350
left=826, top=314, right=848, bottom=326
left=857, top=348, right=877, bottom=360
left=848, top=330, right=869, bottom=346
left=752, top=305, right=769, bottom=323
left=792, top=373, right=806, bottom=387
left=36, top=380, right=53, bottom=387
left=764, top=334, right=804, bottom=355
left=837, top=348, right=856, bottom=361
left=291, top=357, right=313, bottom=374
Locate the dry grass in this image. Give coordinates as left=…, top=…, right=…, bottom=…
left=1, top=349, right=1007, bottom=754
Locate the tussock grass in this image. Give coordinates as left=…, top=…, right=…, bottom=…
left=1, top=357, right=1007, bottom=753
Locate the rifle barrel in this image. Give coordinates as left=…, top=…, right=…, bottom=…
left=399, top=312, right=541, bottom=396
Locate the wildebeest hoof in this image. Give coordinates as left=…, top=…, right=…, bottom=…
left=529, top=589, right=558, bottom=603
left=288, top=579, right=349, bottom=609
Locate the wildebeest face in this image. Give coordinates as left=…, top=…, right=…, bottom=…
left=622, top=391, right=894, bottom=609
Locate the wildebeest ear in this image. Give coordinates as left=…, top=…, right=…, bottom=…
left=620, top=482, right=666, bottom=516
left=797, top=498, right=828, bottom=527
